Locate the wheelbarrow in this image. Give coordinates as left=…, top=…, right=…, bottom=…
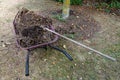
left=13, top=11, right=73, bottom=76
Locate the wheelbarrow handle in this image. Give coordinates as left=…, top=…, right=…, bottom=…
left=48, top=45, right=73, bottom=61
left=25, top=50, right=30, bottom=76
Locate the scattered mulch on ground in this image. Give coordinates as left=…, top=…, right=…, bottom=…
left=43, top=8, right=101, bottom=40
left=13, top=8, right=55, bottom=48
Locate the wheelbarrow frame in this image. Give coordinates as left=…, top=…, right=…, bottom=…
left=13, top=11, right=73, bottom=76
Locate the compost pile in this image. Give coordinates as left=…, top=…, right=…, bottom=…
left=13, top=8, right=55, bottom=48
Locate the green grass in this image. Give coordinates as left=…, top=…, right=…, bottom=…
left=116, top=31, right=120, bottom=37
left=109, top=0, right=120, bottom=8
left=34, top=48, right=75, bottom=80
left=32, top=39, right=120, bottom=80
left=52, top=14, right=66, bottom=22
left=103, top=43, right=120, bottom=60
left=64, top=33, right=75, bottom=39
left=95, top=1, right=120, bottom=13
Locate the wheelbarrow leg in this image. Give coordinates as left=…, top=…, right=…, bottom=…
left=41, top=46, right=48, bottom=51
left=48, top=45, right=73, bottom=61
left=25, top=49, right=30, bottom=76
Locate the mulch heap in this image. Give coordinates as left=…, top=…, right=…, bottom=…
left=13, top=8, right=55, bottom=48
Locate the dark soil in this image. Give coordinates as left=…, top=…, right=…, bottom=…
left=13, top=8, right=55, bottom=48
left=110, top=8, right=120, bottom=16
left=45, top=8, right=101, bottom=40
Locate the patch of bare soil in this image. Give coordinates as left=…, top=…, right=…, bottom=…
left=42, top=8, right=101, bottom=40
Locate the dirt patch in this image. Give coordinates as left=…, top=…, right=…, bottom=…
left=13, top=8, right=55, bottom=47
left=43, top=9, right=101, bottom=40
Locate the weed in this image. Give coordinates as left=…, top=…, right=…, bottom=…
left=104, top=8, right=111, bottom=13
left=103, top=43, right=120, bottom=59
left=116, top=32, right=120, bottom=37
left=64, top=33, right=75, bottom=39
left=52, top=14, right=66, bottom=22
left=95, top=1, right=120, bottom=14
left=109, top=0, right=120, bottom=8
